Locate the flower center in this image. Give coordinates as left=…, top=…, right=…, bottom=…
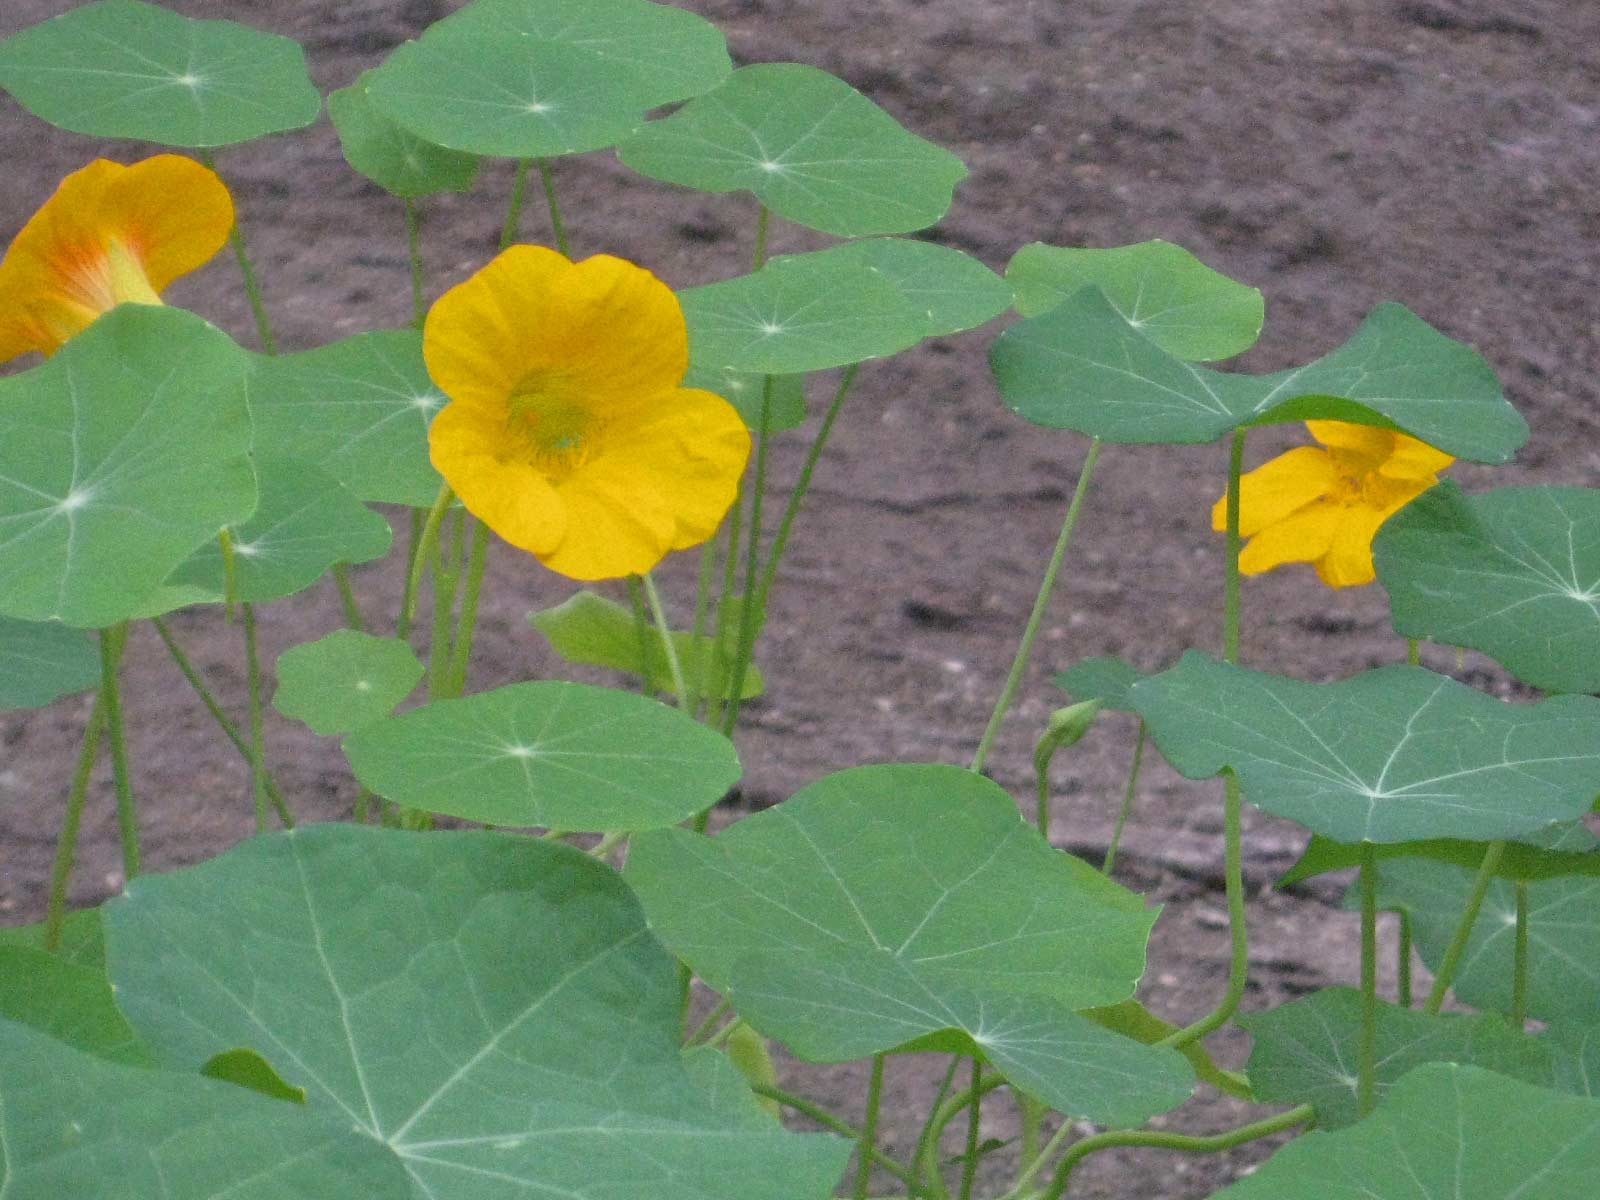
left=507, top=375, right=600, bottom=478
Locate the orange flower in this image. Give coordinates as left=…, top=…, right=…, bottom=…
left=1214, top=420, right=1454, bottom=588
left=424, top=245, right=750, bottom=580
left=0, top=156, right=234, bottom=364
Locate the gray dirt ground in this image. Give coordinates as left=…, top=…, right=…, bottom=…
left=2, top=1, right=1598, bottom=1195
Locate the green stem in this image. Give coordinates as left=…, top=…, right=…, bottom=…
left=642, top=572, right=689, bottom=710
left=720, top=375, right=774, bottom=738
left=1406, top=637, right=1420, bottom=667
left=1016, top=1095, right=1046, bottom=1187
left=99, top=625, right=139, bottom=880
left=1222, top=428, right=1246, bottom=664
left=854, top=1055, right=886, bottom=1200
left=971, top=438, right=1103, bottom=774
left=1102, top=721, right=1146, bottom=875
left=428, top=509, right=465, bottom=701
left=398, top=507, right=426, bottom=638
left=1511, top=880, right=1530, bottom=1030
left=1039, top=1104, right=1314, bottom=1200
left=688, top=531, right=721, bottom=718
left=957, top=1058, right=982, bottom=1200
left=753, top=202, right=771, bottom=268
left=219, top=527, right=239, bottom=624
left=333, top=564, right=365, bottom=632
left=588, top=831, right=627, bottom=859
left=705, top=480, right=746, bottom=736
left=45, top=695, right=107, bottom=951
left=402, top=483, right=455, bottom=636
left=1424, top=839, right=1507, bottom=1014
left=500, top=158, right=532, bottom=251
left=1359, top=840, right=1379, bottom=1118
left=200, top=153, right=278, bottom=355
left=916, top=1071, right=1009, bottom=1199
left=911, top=1056, right=963, bottom=1200
left=152, top=617, right=292, bottom=827
left=627, top=575, right=655, bottom=696
left=749, top=1083, right=916, bottom=1189
left=703, top=1016, right=743, bottom=1051
left=242, top=602, right=269, bottom=834
left=1398, top=911, right=1413, bottom=1008
left=684, top=996, right=733, bottom=1047
left=536, top=159, right=570, bottom=256
left=405, top=198, right=426, bottom=328
left=443, top=519, right=490, bottom=698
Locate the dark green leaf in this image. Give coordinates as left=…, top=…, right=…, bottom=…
left=1054, top=656, right=1146, bottom=713
left=0, top=617, right=98, bottom=709
left=329, top=72, right=479, bottom=198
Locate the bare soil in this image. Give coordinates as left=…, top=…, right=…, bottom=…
left=2, top=1, right=1598, bottom=1196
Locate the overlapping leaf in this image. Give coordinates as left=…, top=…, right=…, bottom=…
left=1131, top=653, right=1600, bottom=844
left=104, top=825, right=849, bottom=1200
left=1280, top=823, right=1600, bottom=888
left=992, top=292, right=1527, bottom=460
left=1006, top=240, right=1262, bottom=360
left=273, top=630, right=424, bottom=736
left=1055, top=655, right=1146, bottom=713
left=248, top=331, right=446, bottom=508
left=0, top=944, right=151, bottom=1066
left=0, top=617, right=98, bottom=709
left=618, top=63, right=967, bottom=236
left=344, top=680, right=741, bottom=831
left=0, top=0, right=320, bottom=147
left=1375, top=482, right=1600, bottom=694
left=329, top=72, right=480, bottom=198
left=1549, top=1018, right=1600, bottom=1097
left=366, top=0, right=731, bottom=158
left=682, top=365, right=807, bottom=432
left=627, top=765, right=1194, bottom=1125
left=0, top=306, right=255, bottom=628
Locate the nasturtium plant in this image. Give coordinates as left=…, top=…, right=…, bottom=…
left=328, top=73, right=481, bottom=199
left=0, top=616, right=99, bottom=710
left=1055, top=654, right=1147, bottom=712
left=0, top=0, right=321, bottom=147
left=682, top=364, right=809, bottom=432
left=0, top=943, right=151, bottom=1066
left=273, top=630, right=424, bottom=736
left=0, top=305, right=255, bottom=628
left=1279, top=822, right=1600, bottom=888
left=1374, top=481, right=1600, bottom=694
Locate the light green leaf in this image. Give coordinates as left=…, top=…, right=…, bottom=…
left=1081, top=999, right=1252, bottom=1099
left=0, top=617, right=98, bottom=710
left=343, top=680, right=741, bottom=832
left=0, top=0, right=320, bottom=147
left=682, top=365, right=807, bottom=432
left=1375, top=482, right=1600, bottom=694
left=365, top=0, right=731, bottom=158
left=1279, top=824, right=1600, bottom=888
left=201, top=1047, right=307, bottom=1104
left=1548, top=1018, right=1600, bottom=1097
left=0, top=305, right=255, bottom=628
left=329, top=72, right=479, bottom=198
left=627, top=765, right=1194, bottom=1125
left=0, top=1017, right=418, bottom=1198
left=105, top=825, right=851, bottom=1199
left=1367, top=858, right=1600, bottom=1021
left=530, top=590, right=762, bottom=701
left=0, top=944, right=152, bottom=1066
left=1214, top=1064, right=1600, bottom=1200
left=273, top=630, right=423, bottom=736
left=1054, top=655, right=1146, bottom=713
left=1006, top=240, right=1263, bottom=361
left=1131, top=653, right=1600, bottom=844
left=992, top=291, right=1527, bottom=460
left=799, top=238, right=1012, bottom=337
left=248, top=330, right=446, bottom=509
left=681, top=248, right=926, bottom=374
left=1239, top=988, right=1553, bottom=1129
left=168, top=455, right=391, bottom=605
left=618, top=64, right=966, bottom=236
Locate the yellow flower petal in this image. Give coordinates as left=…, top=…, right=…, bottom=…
left=0, top=155, right=232, bottom=363
left=1212, top=446, right=1339, bottom=536
left=1379, top=433, right=1454, bottom=483
left=1316, top=503, right=1391, bottom=587
left=1306, top=419, right=1394, bottom=457
left=540, top=475, right=679, bottom=581
left=428, top=403, right=567, bottom=556
left=1237, top=499, right=1344, bottom=576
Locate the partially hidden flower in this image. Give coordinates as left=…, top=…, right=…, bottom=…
left=1213, top=420, right=1453, bottom=588
left=424, top=245, right=751, bottom=581
left=0, top=155, right=235, bottom=364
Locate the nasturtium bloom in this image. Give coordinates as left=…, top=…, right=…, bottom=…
left=424, top=246, right=750, bottom=581
left=0, top=156, right=234, bottom=364
left=1214, top=420, right=1454, bottom=588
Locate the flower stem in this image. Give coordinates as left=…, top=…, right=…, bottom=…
left=242, top=601, right=270, bottom=834
left=706, top=481, right=746, bottom=736
left=971, top=437, right=1102, bottom=774
left=627, top=575, right=656, bottom=695
left=428, top=509, right=465, bottom=701
left=500, top=158, right=531, bottom=251
left=854, top=1054, right=887, bottom=1200
left=151, top=617, right=292, bottom=827
left=333, top=564, right=365, bottom=632
left=45, top=694, right=106, bottom=951
left=916, top=1070, right=1008, bottom=1199
left=1102, top=720, right=1147, bottom=875
left=402, top=482, right=455, bottom=636
left=642, top=572, right=689, bottom=710
left=404, top=197, right=426, bottom=328
left=688, top=532, right=721, bottom=717
left=1359, top=840, right=1379, bottom=1118
left=1423, top=839, right=1507, bottom=1014
left=536, top=159, right=569, bottom=256
left=398, top=507, right=426, bottom=639
left=99, top=625, right=139, bottom=880
left=1511, top=880, right=1530, bottom=1029
left=957, top=1058, right=983, bottom=1200
left=749, top=1082, right=916, bottom=1189
left=720, top=375, right=774, bottom=738
left=443, top=519, right=490, bottom=698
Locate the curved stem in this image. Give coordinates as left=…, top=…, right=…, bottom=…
left=405, top=198, right=426, bottom=328
left=971, top=438, right=1102, bottom=774
left=642, top=572, right=689, bottom=710
left=854, top=1055, right=886, bottom=1200
left=1040, top=1104, right=1314, bottom=1200
left=536, top=159, right=569, bottom=256
left=402, top=483, right=455, bottom=636
left=957, top=1058, right=983, bottom=1200
left=45, top=695, right=106, bottom=950
left=1511, top=880, right=1530, bottom=1029
left=684, top=996, right=733, bottom=1047
left=1102, top=721, right=1146, bottom=875
left=720, top=375, right=773, bottom=738
left=99, top=625, right=138, bottom=880
left=333, top=564, right=365, bottom=632
left=443, top=519, right=490, bottom=698
left=911, top=1055, right=964, bottom=1200
left=1358, top=840, right=1379, bottom=1118
left=749, top=1082, right=916, bottom=1189
left=500, top=158, right=531, bottom=251
left=916, top=1070, right=1009, bottom=1196
left=242, top=601, right=269, bottom=834
left=1424, top=839, right=1507, bottom=1014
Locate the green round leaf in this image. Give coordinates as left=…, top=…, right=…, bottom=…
left=1215, top=1064, right=1600, bottom=1200
left=1131, top=653, right=1600, bottom=844
left=627, top=764, right=1195, bottom=1126
left=804, top=238, right=1012, bottom=337
left=682, top=365, right=807, bottom=433
left=365, top=0, right=731, bottom=158
left=1375, top=483, right=1600, bottom=694
left=273, top=630, right=423, bottom=736
left=105, top=825, right=851, bottom=1199
left=1006, top=241, right=1263, bottom=361
left=329, top=73, right=480, bottom=198
left=1239, top=988, right=1553, bottom=1129
left=248, top=330, right=446, bottom=509
left=0, top=0, right=320, bottom=148
left=618, top=63, right=966, bottom=236
left=0, top=305, right=255, bottom=628
left=1054, top=655, right=1146, bottom=713
left=168, top=455, right=392, bottom=605
left=343, top=680, right=742, bottom=832
left=992, top=292, right=1528, bottom=460
left=0, top=617, right=99, bottom=710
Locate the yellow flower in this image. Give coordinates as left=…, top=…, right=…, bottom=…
left=1213, top=420, right=1454, bottom=588
left=424, top=245, right=750, bottom=581
left=0, top=156, right=234, bottom=364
